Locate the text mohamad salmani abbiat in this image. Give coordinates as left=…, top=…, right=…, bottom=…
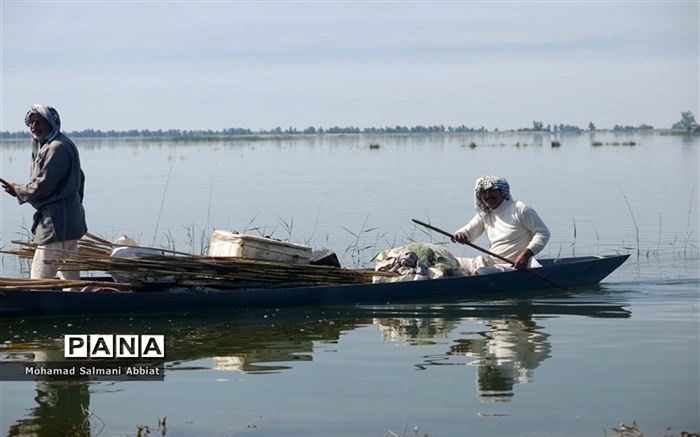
left=0, top=361, right=165, bottom=381
left=24, top=364, right=161, bottom=376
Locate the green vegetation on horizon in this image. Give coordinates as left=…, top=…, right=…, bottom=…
left=1, top=112, right=696, bottom=140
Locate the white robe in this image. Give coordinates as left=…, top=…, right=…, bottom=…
left=456, top=199, right=549, bottom=274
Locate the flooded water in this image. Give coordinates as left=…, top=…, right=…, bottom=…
left=1, top=132, right=698, bottom=436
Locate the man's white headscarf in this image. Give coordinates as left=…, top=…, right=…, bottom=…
left=474, top=175, right=511, bottom=214
left=24, top=104, right=61, bottom=143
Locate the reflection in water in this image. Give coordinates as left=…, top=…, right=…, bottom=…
left=7, top=350, right=93, bottom=436
left=8, top=382, right=92, bottom=437
left=451, top=317, right=550, bottom=400
left=166, top=316, right=363, bottom=373
left=375, top=317, right=460, bottom=345
left=371, top=297, right=630, bottom=401
left=373, top=314, right=550, bottom=401
left=2, top=295, right=630, bottom=432
left=211, top=338, right=313, bottom=373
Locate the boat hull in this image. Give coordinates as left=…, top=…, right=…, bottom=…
left=0, top=255, right=630, bottom=317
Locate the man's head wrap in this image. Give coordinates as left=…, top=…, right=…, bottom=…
left=474, top=175, right=511, bottom=213
left=24, top=104, right=61, bottom=142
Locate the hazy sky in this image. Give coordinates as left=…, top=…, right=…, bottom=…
left=1, top=1, right=697, bottom=131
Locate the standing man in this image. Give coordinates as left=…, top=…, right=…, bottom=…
left=1, top=104, right=87, bottom=279
left=453, top=175, right=549, bottom=275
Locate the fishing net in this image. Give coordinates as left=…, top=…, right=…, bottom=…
left=373, top=243, right=464, bottom=282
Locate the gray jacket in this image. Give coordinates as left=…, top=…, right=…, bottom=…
left=15, top=133, right=87, bottom=245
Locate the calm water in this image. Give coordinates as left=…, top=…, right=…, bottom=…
left=1, top=132, right=698, bottom=436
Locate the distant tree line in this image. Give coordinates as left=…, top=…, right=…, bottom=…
left=0, top=128, right=255, bottom=139
left=0, top=124, right=484, bottom=139
left=612, top=124, right=653, bottom=132
left=518, top=121, right=586, bottom=133
left=519, top=120, right=653, bottom=133
left=1, top=112, right=695, bottom=139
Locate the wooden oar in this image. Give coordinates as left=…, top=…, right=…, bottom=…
left=411, top=218, right=568, bottom=291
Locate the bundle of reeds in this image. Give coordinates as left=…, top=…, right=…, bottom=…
left=46, top=253, right=391, bottom=287
left=1, top=232, right=114, bottom=260
left=0, top=277, right=135, bottom=291
left=1, top=232, right=393, bottom=291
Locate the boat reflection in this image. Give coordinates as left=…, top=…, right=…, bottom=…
left=2, top=292, right=630, bottom=433
left=370, top=295, right=630, bottom=401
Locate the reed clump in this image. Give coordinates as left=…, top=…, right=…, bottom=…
left=384, top=423, right=428, bottom=437
left=600, top=141, right=636, bottom=146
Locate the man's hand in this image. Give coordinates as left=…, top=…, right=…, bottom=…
left=452, top=231, right=470, bottom=244
left=514, top=249, right=534, bottom=270
left=0, top=178, right=17, bottom=197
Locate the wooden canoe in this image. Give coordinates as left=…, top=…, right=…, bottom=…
left=0, top=255, right=629, bottom=317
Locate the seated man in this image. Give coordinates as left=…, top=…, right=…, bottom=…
left=453, top=175, right=549, bottom=275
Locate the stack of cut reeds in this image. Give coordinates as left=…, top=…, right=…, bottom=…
left=0, top=277, right=134, bottom=291
left=1, top=232, right=114, bottom=260
left=1, top=233, right=393, bottom=291
left=48, top=254, right=389, bottom=287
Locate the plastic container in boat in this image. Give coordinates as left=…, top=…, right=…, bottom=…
left=208, top=230, right=311, bottom=264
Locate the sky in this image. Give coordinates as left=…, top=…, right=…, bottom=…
left=1, top=1, right=698, bottom=132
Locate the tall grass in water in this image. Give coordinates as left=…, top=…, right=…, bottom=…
left=620, top=189, right=640, bottom=256
left=84, top=188, right=698, bottom=271
left=276, top=214, right=294, bottom=241
left=683, top=184, right=696, bottom=255
left=302, top=204, right=322, bottom=247
left=151, top=161, right=175, bottom=247
left=341, top=215, right=383, bottom=268
left=1, top=218, right=34, bottom=275
left=657, top=212, right=662, bottom=255
left=181, top=223, right=213, bottom=255
left=205, top=179, right=213, bottom=233
left=243, top=212, right=260, bottom=234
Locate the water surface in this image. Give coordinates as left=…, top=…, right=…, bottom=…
left=1, top=132, right=698, bottom=435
